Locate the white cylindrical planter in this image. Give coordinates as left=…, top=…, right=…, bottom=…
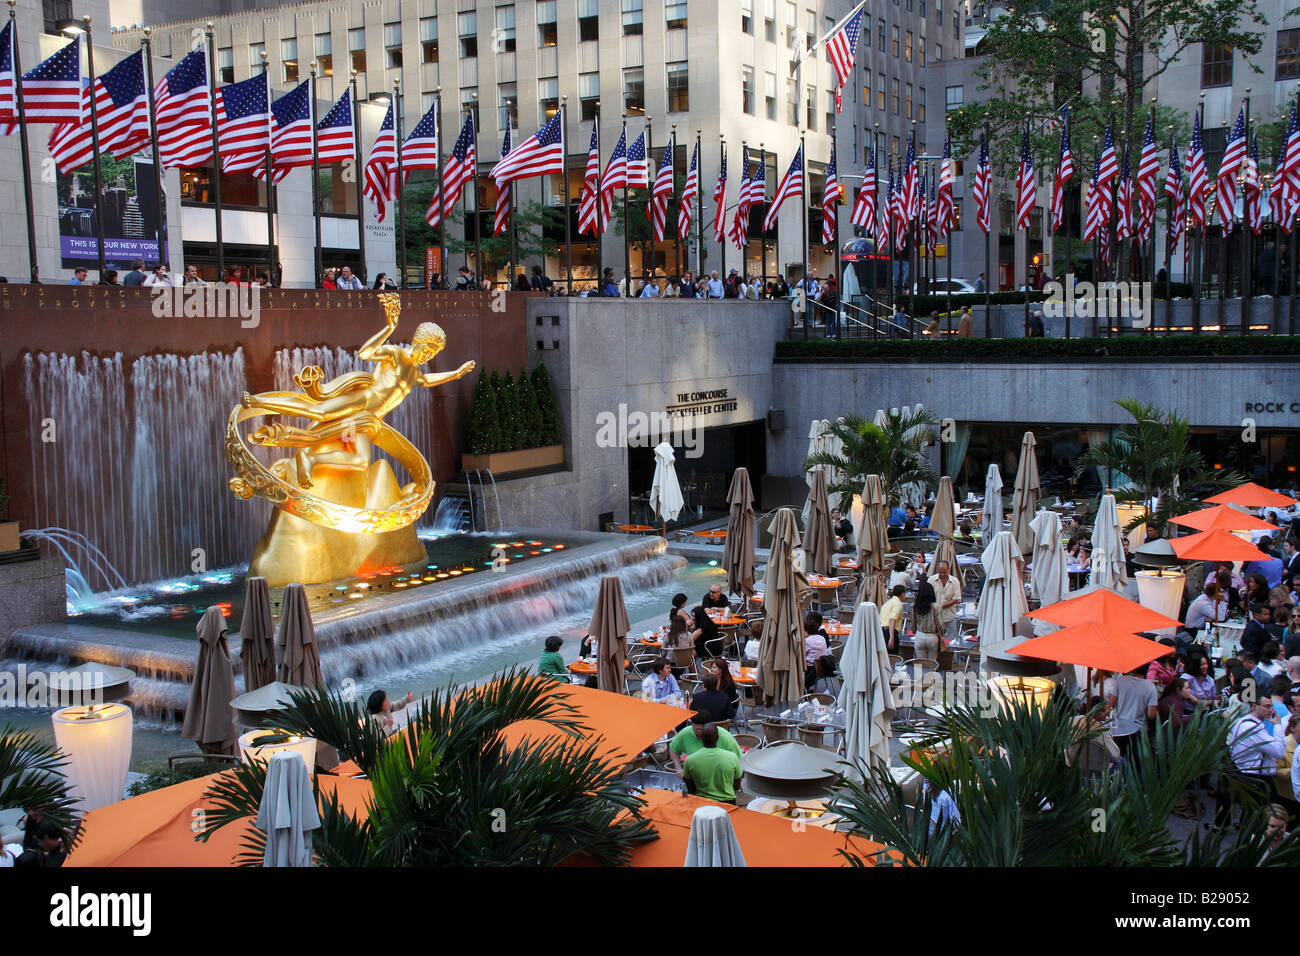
left=238, top=729, right=318, bottom=773
left=1135, top=569, right=1185, bottom=637
left=51, top=704, right=133, bottom=812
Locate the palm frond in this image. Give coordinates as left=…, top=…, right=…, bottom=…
left=0, top=724, right=83, bottom=847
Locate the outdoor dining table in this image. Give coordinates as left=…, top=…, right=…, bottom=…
left=823, top=621, right=851, bottom=637
left=921, top=552, right=981, bottom=568
left=706, top=610, right=747, bottom=627
left=692, top=529, right=727, bottom=542
left=617, top=524, right=657, bottom=534
left=733, top=666, right=759, bottom=685
left=569, top=658, right=629, bottom=675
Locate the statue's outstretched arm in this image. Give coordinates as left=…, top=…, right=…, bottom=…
left=358, top=324, right=396, bottom=362
left=421, top=360, right=475, bottom=389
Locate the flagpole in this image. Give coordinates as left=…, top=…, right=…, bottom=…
left=671, top=124, right=681, bottom=282
left=832, top=133, right=840, bottom=338
left=467, top=95, right=478, bottom=277
left=349, top=70, right=366, bottom=282
left=1242, top=92, right=1251, bottom=337
left=800, top=130, right=808, bottom=323
left=644, top=115, right=652, bottom=288
left=310, top=62, right=323, bottom=288
left=983, top=123, right=991, bottom=338
left=1218, top=116, right=1226, bottom=335
left=696, top=129, right=704, bottom=280
left=203, top=23, right=224, bottom=281
left=1192, top=95, right=1204, bottom=335
left=1165, top=127, right=1175, bottom=337
left=1023, top=123, right=1030, bottom=338
left=759, top=143, right=768, bottom=291
left=434, top=86, right=446, bottom=287
left=394, top=78, right=407, bottom=288
left=1064, top=121, right=1072, bottom=339
left=738, top=139, right=747, bottom=286
left=260, top=56, right=276, bottom=285
left=560, top=96, right=571, bottom=295
left=593, top=106, right=602, bottom=291
left=718, top=134, right=726, bottom=284
left=623, top=116, right=631, bottom=296
left=140, top=31, right=168, bottom=273
left=80, top=19, right=108, bottom=280
left=8, top=2, right=38, bottom=282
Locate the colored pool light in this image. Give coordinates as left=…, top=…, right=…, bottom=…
left=349, top=591, right=363, bottom=599
left=356, top=583, right=370, bottom=590
left=528, top=540, right=542, bottom=546
left=217, top=602, right=233, bottom=615
left=554, top=544, right=565, bottom=549
left=514, top=553, right=524, bottom=559
left=511, top=541, right=525, bottom=547
left=335, top=585, right=347, bottom=591
left=530, top=550, right=540, bottom=556
left=707, top=560, right=719, bottom=567
left=542, top=548, right=552, bottom=553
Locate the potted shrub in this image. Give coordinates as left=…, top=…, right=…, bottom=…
left=461, top=367, right=564, bottom=474
left=0, top=478, right=16, bottom=553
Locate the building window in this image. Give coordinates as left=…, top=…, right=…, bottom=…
left=668, top=62, right=690, bottom=112
left=579, top=72, right=599, bottom=121
left=1201, top=43, right=1232, bottom=88
left=1278, top=29, right=1300, bottom=80
left=891, top=25, right=899, bottom=57
left=385, top=22, right=403, bottom=69
left=462, top=88, right=479, bottom=132
left=623, top=0, right=644, bottom=37
left=281, top=38, right=298, bottom=83
left=918, top=86, right=926, bottom=122
left=946, top=85, right=962, bottom=110
left=494, top=6, right=516, bottom=53
left=742, top=0, right=754, bottom=34
left=579, top=0, right=599, bottom=41
left=421, top=18, right=439, bottom=63
left=953, top=198, right=962, bottom=230
left=806, top=85, right=816, bottom=131
left=742, top=67, right=755, bottom=114
left=538, top=77, right=560, bottom=122
left=920, top=0, right=926, bottom=16
left=905, top=83, right=913, bottom=118
left=458, top=13, right=477, bottom=58
left=877, top=73, right=885, bottom=110
left=624, top=67, right=645, bottom=114
left=764, top=0, right=776, bottom=42
left=825, top=89, right=834, bottom=132
left=905, top=30, right=913, bottom=62
left=315, top=34, right=333, bottom=76
left=249, top=41, right=265, bottom=71
left=498, top=82, right=517, bottom=129
left=788, top=77, right=798, bottom=124
left=349, top=28, right=366, bottom=72
left=218, top=47, right=234, bottom=84
left=892, top=77, right=899, bottom=114
left=786, top=2, right=798, bottom=49
left=806, top=10, right=817, bottom=57
left=878, top=18, right=885, bottom=51
left=765, top=72, right=777, bottom=120
left=422, top=91, right=436, bottom=114
left=666, top=0, right=687, bottom=30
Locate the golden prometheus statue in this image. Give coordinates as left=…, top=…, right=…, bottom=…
left=226, top=293, right=474, bottom=585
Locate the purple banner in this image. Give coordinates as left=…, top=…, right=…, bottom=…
left=60, top=236, right=164, bottom=264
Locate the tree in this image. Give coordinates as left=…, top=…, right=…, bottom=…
left=466, top=371, right=501, bottom=456
left=948, top=1, right=1265, bottom=189
left=531, top=364, right=562, bottom=447
left=516, top=365, right=542, bottom=449
left=198, top=671, right=655, bottom=866
left=803, top=408, right=938, bottom=511
left=834, top=695, right=1297, bottom=867
left=497, top=369, right=523, bottom=451
left=0, top=726, right=83, bottom=850
left=1075, top=398, right=1240, bottom=534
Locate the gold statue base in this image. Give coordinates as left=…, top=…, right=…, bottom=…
left=248, top=458, right=426, bottom=587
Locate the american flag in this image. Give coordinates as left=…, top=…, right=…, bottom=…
left=711, top=147, right=727, bottom=243
left=876, top=161, right=890, bottom=245
left=316, top=89, right=355, bottom=164
left=936, top=134, right=954, bottom=237
left=601, top=128, right=628, bottom=227
left=824, top=6, right=863, bottom=104
left=402, top=103, right=441, bottom=176
left=494, top=124, right=514, bottom=236
left=430, top=112, right=475, bottom=226
left=215, top=72, right=271, bottom=174
left=1135, top=115, right=1160, bottom=240
left=762, top=146, right=803, bottom=232
left=1115, top=148, right=1133, bottom=241
left=678, top=139, right=699, bottom=240
left=927, top=174, right=939, bottom=248
left=1244, top=132, right=1261, bottom=235
left=1015, top=124, right=1035, bottom=230
left=0, top=21, right=17, bottom=128
left=1097, top=121, right=1119, bottom=187
left=1284, top=102, right=1300, bottom=221
left=491, top=111, right=564, bottom=186
left=851, top=147, right=875, bottom=236
left=901, top=134, right=917, bottom=219
left=14, top=37, right=81, bottom=124
left=1271, top=141, right=1290, bottom=233
left=154, top=50, right=212, bottom=169
left=577, top=121, right=601, bottom=236
left=917, top=170, right=929, bottom=246
left=48, top=82, right=92, bottom=173
left=889, top=161, right=907, bottom=251
left=821, top=144, right=839, bottom=244
left=259, top=79, right=313, bottom=182
left=972, top=132, right=991, bottom=233
left=1083, top=154, right=1111, bottom=242
left=1165, top=135, right=1185, bottom=252
left=363, top=101, right=396, bottom=222
left=1051, top=114, right=1074, bottom=233
left=1186, top=111, right=1208, bottom=229
left=731, top=155, right=751, bottom=249
left=1214, top=106, right=1247, bottom=234
left=47, top=50, right=152, bottom=169
left=646, top=135, right=674, bottom=242
left=626, top=131, right=649, bottom=188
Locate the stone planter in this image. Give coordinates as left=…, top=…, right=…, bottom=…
left=461, top=444, right=564, bottom=475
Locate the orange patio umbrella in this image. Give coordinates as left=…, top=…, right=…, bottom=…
left=1170, top=528, right=1271, bottom=563
left=1169, top=505, right=1278, bottom=534
left=1204, top=482, right=1298, bottom=509
left=1008, top=621, right=1173, bottom=674
left=1026, top=587, right=1182, bottom=632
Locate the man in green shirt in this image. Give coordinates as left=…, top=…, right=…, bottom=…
left=681, top=724, right=743, bottom=804
left=668, top=713, right=742, bottom=774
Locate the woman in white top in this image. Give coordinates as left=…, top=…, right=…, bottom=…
left=888, top=557, right=916, bottom=593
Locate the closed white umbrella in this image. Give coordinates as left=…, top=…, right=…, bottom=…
left=980, top=464, right=1004, bottom=539
left=802, top=420, right=834, bottom=524
left=848, top=493, right=865, bottom=551
left=256, top=750, right=321, bottom=868
left=1027, top=509, right=1068, bottom=635
left=898, top=404, right=928, bottom=509
left=1090, top=493, right=1129, bottom=593
left=683, top=805, right=747, bottom=867
left=1009, top=431, right=1040, bottom=557
left=650, top=441, right=685, bottom=535
left=838, top=601, right=895, bottom=780
left=978, top=530, right=1030, bottom=662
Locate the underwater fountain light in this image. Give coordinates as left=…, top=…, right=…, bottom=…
left=707, top=559, right=719, bottom=566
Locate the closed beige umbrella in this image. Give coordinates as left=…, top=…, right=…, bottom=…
left=1009, top=431, right=1041, bottom=557
left=758, top=508, right=807, bottom=706
left=723, top=467, right=756, bottom=597
left=977, top=530, right=1030, bottom=663
left=239, top=576, right=276, bottom=693
left=275, top=583, right=324, bottom=690
left=590, top=576, right=630, bottom=694
left=804, top=469, right=835, bottom=576
left=182, top=605, right=238, bottom=755
left=855, top=475, right=890, bottom=607
left=931, top=476, right=961, bottom=584
left=838, top=602, right=895, bottom=780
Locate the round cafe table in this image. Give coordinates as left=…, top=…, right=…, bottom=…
left=617, top=524, right=656, bottom=534
left=824, top=621, right=851, bottom=637
left=733, top=666, right=759, bottom=686
left=568, top=658, right=629, bottom=675
left=706, top=611, right=746, bottom=628
left=692, top=530, right=727, bottom=542
left=638, top=637, right=663, bottom=647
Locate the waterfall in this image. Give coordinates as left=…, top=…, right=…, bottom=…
left=430, top=496, right=471, bottom=532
